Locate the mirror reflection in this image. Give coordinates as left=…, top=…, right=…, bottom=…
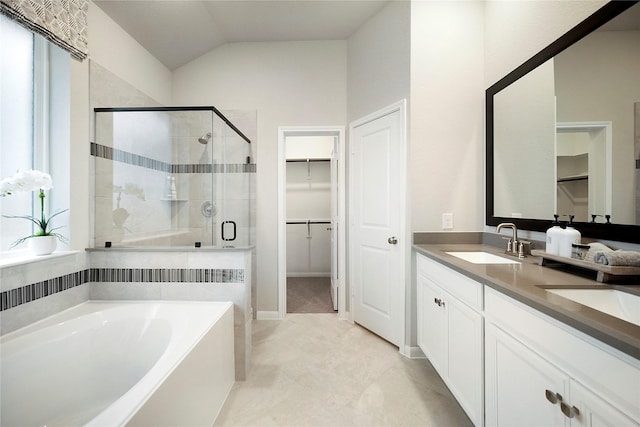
left=492, top=2, right=640, bottom=226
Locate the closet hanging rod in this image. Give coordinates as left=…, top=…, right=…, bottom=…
left=286, top=220, right=331, bottom=225
left=286, top=159, right=330, bottom=163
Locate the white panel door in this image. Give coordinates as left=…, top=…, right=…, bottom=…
left=351, top=108, right=402, bottom=346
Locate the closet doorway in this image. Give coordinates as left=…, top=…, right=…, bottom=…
left=277, top=127, right=346, bottom=319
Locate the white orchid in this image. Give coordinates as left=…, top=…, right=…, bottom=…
left=1, top=169, right=67, bottom=247
left=1, top=169, right=53, bottom=196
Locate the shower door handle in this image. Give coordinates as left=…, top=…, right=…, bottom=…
left=222, top=221, right=237, bottom=241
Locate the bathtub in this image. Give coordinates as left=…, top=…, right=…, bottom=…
left=0, top=301, right=235, bottom=427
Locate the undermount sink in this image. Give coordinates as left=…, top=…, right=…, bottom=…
left=445, top=251, right=520, bottom=265
left=546, top=288, right=640, bottom=327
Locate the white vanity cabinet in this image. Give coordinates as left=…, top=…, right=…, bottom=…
left=416, top=254, right=484, bottom=426
left=486, top=322, right=570, bottom=426
left=485, top=287, right=640, bottom=427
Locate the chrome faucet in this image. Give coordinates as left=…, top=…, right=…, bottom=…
left=497, top=222, right=520, bottom=256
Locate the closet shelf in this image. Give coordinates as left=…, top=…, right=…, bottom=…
left=557, top=174, right=588, bottom=183
left=286, top=219, right=331, bottom=225
left=286, top=158, right=330, bottom=163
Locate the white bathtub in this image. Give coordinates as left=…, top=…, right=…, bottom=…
left=0, top=301, right=235, bottom=427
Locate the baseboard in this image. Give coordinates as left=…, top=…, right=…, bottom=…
left=256, top=310, right=280, bottom=320
left=403, top=345, right=426, bottom=359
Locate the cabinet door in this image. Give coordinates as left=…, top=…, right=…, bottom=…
left=447, top=295, right=483, bottom=426
left=417, top=273, right=446, bottom=372
left=486, top=323, right=568, bottom=427
left=570, top=380, right=640, bottom=427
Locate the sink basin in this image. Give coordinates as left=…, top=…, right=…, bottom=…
left=445, top=251, right=520, bottom=265
left=546, top=289, right=640, bottom=326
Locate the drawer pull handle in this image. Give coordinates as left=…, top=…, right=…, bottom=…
left=433, top=298, right=445, bottom=308
left=545, top=389, right=562, bottom=404
left=560, top=402, right=579, bottom=419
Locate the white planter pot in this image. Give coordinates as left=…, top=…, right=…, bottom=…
left=29, top=235, right=57, bottom=256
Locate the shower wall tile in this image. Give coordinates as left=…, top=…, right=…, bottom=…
left=1, top=285, right=89, bottom=335
left=89, top=61, right=162, bottom=112
left=159, top=282, right=244, bottom=309
left=90, top=250, right=189, bottom=269
left=185, top=251, right=248, bottom=269
left=1, top=252, right=89, bottom=293
left=94, top=113, right=113, bottom=147
left=90, top=282, right=162, bottom=300
left=94, top=157, right=114, bottom=198
left=94, top=195, right=115, bottom=246
left=112, top=111, right=173, bottom=164
left=0, top=252, right=91, bottom=334
left=224, top=173, right=251, bottom=200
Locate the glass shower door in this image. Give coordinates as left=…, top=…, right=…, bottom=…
left=215, top=112, right=254, bottom=247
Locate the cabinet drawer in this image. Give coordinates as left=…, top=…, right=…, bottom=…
left=417, top=254, right=483, bottom=310
left=485, top=287, right=640, bottom=422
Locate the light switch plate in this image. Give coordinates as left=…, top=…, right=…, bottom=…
left=442, top=213, right=453, bottom=230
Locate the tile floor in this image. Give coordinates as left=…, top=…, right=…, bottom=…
left=214, top=313, right=473, bottom=427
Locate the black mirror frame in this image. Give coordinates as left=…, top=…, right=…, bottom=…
left=486, top=0, right=640, bottom=243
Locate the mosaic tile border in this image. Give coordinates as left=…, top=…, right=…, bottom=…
left=1, top=269, right=91, bottom=312
left=90, top=268, right=244, bottom=284
left=1, top=267, right=245, bottom=312
left=91, top=142, right=256, bottom=173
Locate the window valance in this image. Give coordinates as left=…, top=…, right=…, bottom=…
left=1, top=0, right=88, bottom=60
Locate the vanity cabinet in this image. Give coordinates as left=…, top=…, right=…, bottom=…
left=485, top=287, right=640, bottom=427
left=569, top=380, right=640, bottom=427
left=486, top=322, right=568, bottom=426
left=416, top=254, right=483, bottom=426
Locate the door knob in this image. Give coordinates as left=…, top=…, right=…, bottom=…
left=388, top=237, right=398, bottom=245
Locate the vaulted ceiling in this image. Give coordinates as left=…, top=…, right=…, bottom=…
left=93, top=1, right=391, bottom=70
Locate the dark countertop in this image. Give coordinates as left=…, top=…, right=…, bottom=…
left=413, top=241, right=640, bottom=360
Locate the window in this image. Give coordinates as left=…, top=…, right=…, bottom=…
left=0, top=14, right=70, bottom=256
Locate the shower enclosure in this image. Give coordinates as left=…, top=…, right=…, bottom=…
left=91, top=107, right=255, bottom=248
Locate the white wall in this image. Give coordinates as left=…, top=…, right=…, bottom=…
left=87, top=3, right=172, bottom=106
left=347, top=0, right=410, bottom=122
left=410, top=1, right=485, bottom=232
left=172, top=41, right=347, bottom=313
left=484, top=0, right=606, bottom=88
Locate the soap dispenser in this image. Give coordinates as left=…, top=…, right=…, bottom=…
left=559, top=215, right=581, bottom=258
left=545, top=214, right=563, bottom=255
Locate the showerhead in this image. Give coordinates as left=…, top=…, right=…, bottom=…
left=198, top=132, right=212, bottom=145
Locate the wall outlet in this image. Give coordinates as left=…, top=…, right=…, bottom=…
left=442, top=213, right=453, bottom=230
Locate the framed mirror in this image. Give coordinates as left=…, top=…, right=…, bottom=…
left=486, top=1, right=640, bottom=243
